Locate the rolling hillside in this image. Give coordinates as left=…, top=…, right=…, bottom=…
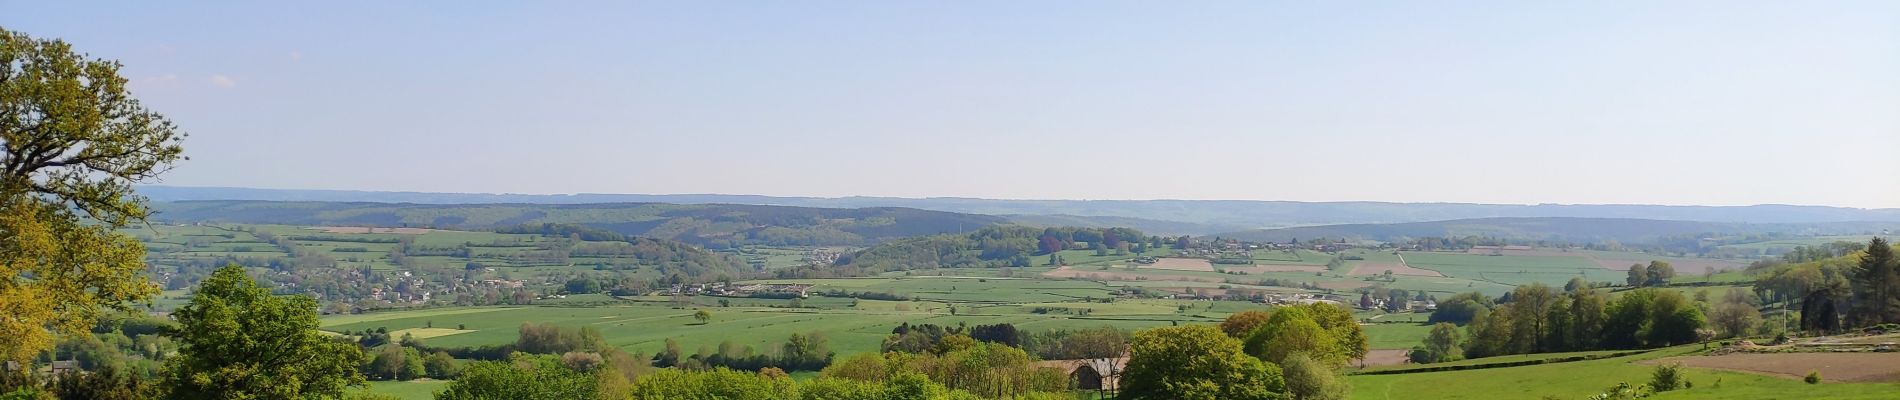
left=149, top=201, right=1006, bottom=247
left=142, top=186, right=1900, bottom=231
left=1216, top=217, right=1900, bottom=244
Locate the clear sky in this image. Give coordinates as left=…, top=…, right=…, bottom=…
left=4, top=1, right=1896, bottom=208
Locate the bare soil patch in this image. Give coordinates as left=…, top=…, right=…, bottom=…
left=309, top=226, right=439, bottom=234
left=1358, top=349, right=1410, bottom=368
left=1143, top=258, right=1216, bottom=272
left=1224, top=264, right=1327, bottom=274
left=1348, top=262, right=1443, bottom=278
left=1040, top=266, right=1221, bottom=283
left=389, top=327, right=473, bottom=340
left=1645, top=353, right=1900, bottom=383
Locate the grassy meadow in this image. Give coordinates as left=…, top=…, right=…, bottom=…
left=139, top=222, right=1856, bottom=400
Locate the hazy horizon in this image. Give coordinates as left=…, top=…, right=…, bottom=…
left=7, top=2, right=1898, bottom=208
left=142, top=184, right=1900, bottom=210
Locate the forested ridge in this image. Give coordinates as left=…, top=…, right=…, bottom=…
left=150, top=201, right=1006, bottom=247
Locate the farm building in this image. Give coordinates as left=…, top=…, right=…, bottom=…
left=1036, top=357, right=1126, bottom=392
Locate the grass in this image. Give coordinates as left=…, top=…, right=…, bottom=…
left=1400, top=251, right=1626, bottom=288
left=323, top=298, right=1205, bottom=358
left=388, top=327, right=475, bottom=340
left=1357, top=349, right=1626, bottom=372
left=353, top=379, right=449, bottom=400
left=1362, top=323, right=1436, bottom=350
left=1346, top=345, right=1900, bottom=400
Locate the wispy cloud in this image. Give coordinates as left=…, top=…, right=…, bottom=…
left=209, top=74, right=238, bottom=88
left=131, top=74, right=181, bottom=90
left=287, top=51, right=303, bottom=61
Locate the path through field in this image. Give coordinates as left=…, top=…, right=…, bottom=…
left=1348, top=254, right=1444, bottom=277
left=1143, top=258, right=1216, bottom=272
left=1644, top=353, right=1900, bottom=382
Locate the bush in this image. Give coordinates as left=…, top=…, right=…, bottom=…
left=1805, top=370, right=1821, bottom=384
left=1649, top=363, right=1683, bottom=391
left=1282, top=352, right=1349, bottom=400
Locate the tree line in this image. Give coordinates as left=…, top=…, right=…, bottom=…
left=772, top=226, right=1156, bottom=279
left=1413, top=283, right=1712, bottom=363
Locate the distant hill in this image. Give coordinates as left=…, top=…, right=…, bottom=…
left=1216, top=217, right=1900, bottom=244
left=140, top=186, right=1900, bottom=233
left=1002, top=214, right=1245, bottom=237
left=149, top=201, right=1006, bottom=247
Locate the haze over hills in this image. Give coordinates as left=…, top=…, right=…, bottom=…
left=142, top=186, right=1900, bottom=232
left=149, top=200, right=1005, bottom=247
left=1215, top=217, right=1900, bottom=244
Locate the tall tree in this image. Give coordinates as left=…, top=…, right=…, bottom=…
left=1567, top=287, right=1608, bottom=350
left=1219, top=310, right=1274, bottom=339
left=1850, top=237, right=1898, bottom=326
left=1122, top=325, right=1282, bottom=400
left=1244, top=308, right=1346, bottom=367
left=1280, top=352, right=1349, bottom=400
left=1507, top=284, right=1560, bottom=353
left=1710, top=288, right=1763, bottom=338
left=1645, top=261, right=1676, bottom=287
left=438, top=353, right=601, bottom=400
left=1626, top=263, right=1649, bottom=287
left=0, top=28, right=185, bottom=365
left=160, top=265, right=366, bottom=399
left=1302, top=303, right=1369, bottom=362
left=1410, top=323, right=1462, bottom=364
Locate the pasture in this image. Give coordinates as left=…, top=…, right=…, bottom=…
left=1347, top=345, right=1900, bottom=400
left=320, top=274, right=1294, bottom=357
left=1398, top=251, right=1623, bottom=287
left=354, top=380, right=449, bottom=399
left=1713, top=235, right=1879, bottom=257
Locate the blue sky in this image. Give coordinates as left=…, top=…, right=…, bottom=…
left=4, top=1, right=1896, bottom=207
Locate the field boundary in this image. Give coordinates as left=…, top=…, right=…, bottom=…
left=1352, top=350, right=1650, bottom=375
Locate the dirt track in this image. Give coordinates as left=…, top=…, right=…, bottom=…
left=1359, top=349, right=1410, bottom=368
left=1348, top=254, right=1443, bottom=277
left=1145, top=258, right=1216, bottom=272
left=1645, top=353, right=1900, bottom=382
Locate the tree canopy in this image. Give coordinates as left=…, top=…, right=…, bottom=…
left=0, top=27, right=184, bottom=365
left=159, top=265, right=366, bottom=399
left=1122, top=325, right=1283, bottom=400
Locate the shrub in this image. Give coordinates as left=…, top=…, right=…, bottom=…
left=1649, top=363, right=1683, bottom=392
left=1282, top=352, right=1349, bottom=400
left=1805, top=370, right=1821, bottom=384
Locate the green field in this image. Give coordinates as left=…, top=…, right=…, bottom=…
left=320, top=274, right=1288, bottom=357
left=323, top=302, right=1203, bottom=357
left=1362, top=323, right=1436, bottom=350
left=1713, top=235, right=1879, bottom=256
left=1348, top=345, right=1900, bottom=400
left=1357, top=349, right=1627, bottom=372
left=153, top=222, right=1860, bottom=400
left=353, top=380, right=450, bottom=399
left=1399, top=251, right=1620, bottom=287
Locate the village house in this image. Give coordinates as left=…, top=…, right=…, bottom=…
left=1035, top=357, right=1126, bottom=393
